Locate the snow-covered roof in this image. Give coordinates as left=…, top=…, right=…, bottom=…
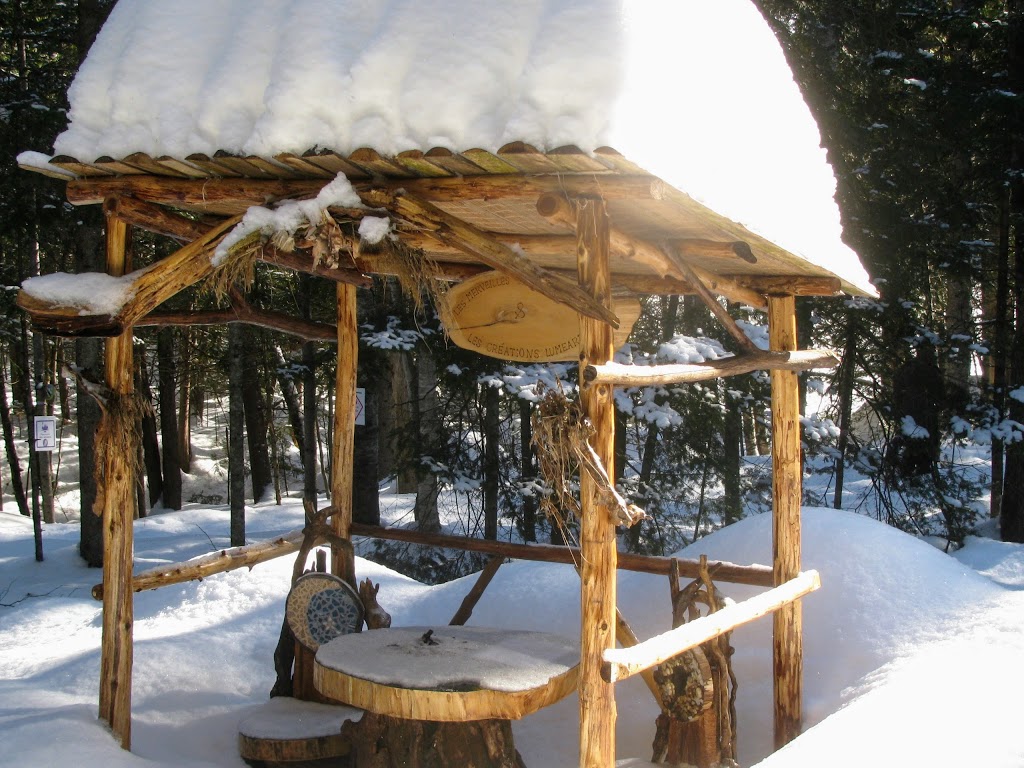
left=34, top=0, right=873, bottom=295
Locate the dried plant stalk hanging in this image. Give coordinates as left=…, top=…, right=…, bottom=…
left=530, top=384, right=645, bottom=529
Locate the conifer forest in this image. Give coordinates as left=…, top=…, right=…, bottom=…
left=1, top=0, right=1023, bottom=580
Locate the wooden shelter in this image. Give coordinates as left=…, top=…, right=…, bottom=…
left=18, top=141, right=861, bottom=765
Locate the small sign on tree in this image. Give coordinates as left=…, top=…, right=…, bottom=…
left=34, top=415, right=57, bottom=452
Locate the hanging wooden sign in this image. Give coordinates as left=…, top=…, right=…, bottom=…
left=443, top=271, right=640, bottom=362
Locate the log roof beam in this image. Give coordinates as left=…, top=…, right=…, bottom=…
left=65, top=173, right=666, bottom=209
left=359, top=188, right=620, bottom=327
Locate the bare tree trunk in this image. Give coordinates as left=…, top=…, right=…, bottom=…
left=272, top=343, right=305, bottom=458
left=228, top=323, right=246, bottom=546
left=299, top=275, right=318, bottom=511
left=944, top=271, right=974, bottom=414
left=722, top=387, right=743, bottom=525
left=483, top=382, right=500, bottom=541
left=414, top=347, right=441, bottom=532
left=999, top=0, right=1024, bottom=541
left=135, top=351, right=162, bottom=510
left=157, top=328, right=182, bottom=509
left=242, top=329, right=273, bottom=503
left=354, top=383, right=381, bottom=525
left=989, top=188, right=1011, bottom=519
left=395, top=352, right=418, bottom=494
left=834, top=315, right=858, bottom=510
left=74, top=214, right=104, bottom=564
left=177, top=327, right=193, bottom=473
left=519, top=399, right=537, bottom=542
left=0, top=352, right=29, bottom=517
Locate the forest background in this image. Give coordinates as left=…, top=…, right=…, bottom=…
left=1, top=0, right=1023, bottom=579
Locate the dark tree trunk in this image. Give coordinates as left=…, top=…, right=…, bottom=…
left=228, top=324, right=247, bottom=546
left=272, top=343, right=305, bottom=458
left=136, top=351, right=162, bottom=509
left=299, top=275, right=319, bottom=512
left=157, top=328, right=182, bottom=509
left=722, top=388, right=743, bottom=526
left=1002, top=12, right=1024, bottom=540
left=483, top=382, right=500, bottom=541
left=990, top=188, right=1011, bottom=520
left=519, top=399, right=536, bottom=542
left=395, top=352, right=418, bottom=494
left=242, top=329, right=273, bottom=503
left=74, top=213, right=104, bottom=565
left=0, top=353, right=29, bottom=517
left=354, top=383, right=381, bottom=525
left=834, top=314, right=858, bottom=509
left=177, top=327, right=193, bottom=473
left=414, top=348, right=440, bottom=532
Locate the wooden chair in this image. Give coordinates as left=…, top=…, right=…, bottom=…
left=239, top=572, right=365, bottom=767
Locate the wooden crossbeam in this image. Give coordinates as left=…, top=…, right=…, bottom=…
left=360, top=188, right=620, bottom=327
left=584, top=349, right=839, bottom=386
left=137, top=287, right=338, bottom=342
left=17, top=207, right=242, bottom=337
left=65, top=173, right=666, bottom=208
left=658, top=244, right=760, bottom=353
left=601, top=570, right=821, bottom=684
left=535, top=192, right=767, bottom=309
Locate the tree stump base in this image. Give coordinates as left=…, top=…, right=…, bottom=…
left=342, top=712, right=526, bottom=768
left=652, top=708, right=719, bottom=768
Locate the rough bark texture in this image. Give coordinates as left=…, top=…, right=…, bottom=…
left=157, top=329, right=182, bottom=509
left=228, top=323, right=246, bottom=547
left=768, top=295, right=804, bottom=749
left=413, top=347, right=440, bottom=532
left=242, top=328, right=273, bottom=503
left=342, top=714, right=525, bottom=768
left=135, top=353, right=162, bottom=509
left=575, top=196, right=617, bottom=768
left=483, top=383, right=500, bottom=541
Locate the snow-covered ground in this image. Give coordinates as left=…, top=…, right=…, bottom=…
left=2, top=416, right=1023, bottom=767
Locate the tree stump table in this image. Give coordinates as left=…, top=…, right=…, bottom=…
left=314, top=625, right=580, bottom=768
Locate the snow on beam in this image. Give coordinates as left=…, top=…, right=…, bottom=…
left=601, top=570, right=821, bottom=684
left=584, top=349, right=840, bottom=386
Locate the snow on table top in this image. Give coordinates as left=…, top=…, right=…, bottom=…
left=315, top=625, right=579, bottom=693
left=47, top=0, right=873, bottom=295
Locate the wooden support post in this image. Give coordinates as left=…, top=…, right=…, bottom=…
left=576, top=196, right=617, bottom=768
left=768, top=294, right=803, bottom=750
left=331, top=282, right=358, bottom=586
left=98, top=198, right=135, bottom=749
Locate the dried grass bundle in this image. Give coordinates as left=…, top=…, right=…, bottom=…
left=205, top=231, right=261, bottom=299
left=530, top=385, right=646, bottom=532
left=376, top=236, right=447, bottom=316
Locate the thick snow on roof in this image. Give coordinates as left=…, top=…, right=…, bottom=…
left=52, top=0, right=873, bottom=294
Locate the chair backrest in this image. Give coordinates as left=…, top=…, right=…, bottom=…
left=286, top=572, right=365, bottom=651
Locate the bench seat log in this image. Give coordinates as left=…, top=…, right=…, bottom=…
left=238, top=696, right=363, bottom=765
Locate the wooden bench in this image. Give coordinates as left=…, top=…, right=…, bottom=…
left=239, top=572, right=366, bottom=766
left=238, top=696, right=363, bottom=766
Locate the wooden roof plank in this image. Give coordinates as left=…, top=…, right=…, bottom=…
left=300, top=150, right=371, bottom=180
left=459, top=148, right=521, bottom=174
left=119, top=153, right=192, bottom=178
left=424, top=147, right=492, bottom=176
left=49, top=155, right=116, bottom=177
left=545, top=145, right=617, bottom=173
left=346, top=147, right=416, bottom=178
left=495, top=142, right=563, bottom=173
left=153, top=156, right=211, bottom=179
left=274, top=153, right=337, bottom=179
left=212, top=151, right=284, bottom=178
left=185, top=153, right=243, bottom=177
left=393, top=150, right=454, bottom=178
